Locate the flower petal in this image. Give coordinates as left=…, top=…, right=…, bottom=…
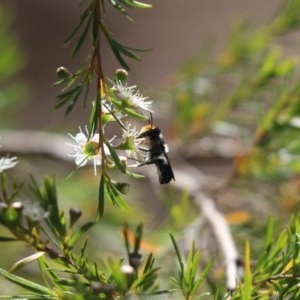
left=0, top=156, right=18, bottom=172
left=75, top=154, right=88, bottom=167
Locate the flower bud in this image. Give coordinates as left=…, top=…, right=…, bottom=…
left=114, top=69, right=128, bottom=82
left=91, top=281, right=114, bottom=294
left=121, top=264, right=134, bottom=275
left=12, top=201, right=23, bottom=211
left=69, top=207, right=82, bottom=228
left=4, top=204, right=22, bottom=225
left=56, top=66, right=72, bottom=79
left=114, top=182, right=130, bottom=195
left=129, top=252, right=142, bottom=269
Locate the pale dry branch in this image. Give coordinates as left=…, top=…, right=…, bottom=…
left=0, top=130, right=72, bottom=161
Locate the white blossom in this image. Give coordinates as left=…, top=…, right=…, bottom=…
left=114, top=81, right=153, bottom=112
left=67, top=126, right=112, bottom=175
left=0, top=137, right=18, bottom=172
left=0, top=156, right=18, bottom=173
left=122, top=123, right=146, bottom=165
left=22, top=200, right=49, bottom=222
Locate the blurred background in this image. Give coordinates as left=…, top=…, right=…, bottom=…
left=2, top=0, right=300, bottom=296
left=5, top=0, right=281, bottom=129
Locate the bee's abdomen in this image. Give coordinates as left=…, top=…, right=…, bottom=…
left=155, top=157, right=174, bottom=184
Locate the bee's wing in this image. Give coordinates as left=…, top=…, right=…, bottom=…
left=160, top=146, right=175, bottom=182
left=164, top=143, right=169, bottom=153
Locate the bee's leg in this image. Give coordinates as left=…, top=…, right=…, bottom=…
left=138, top=146, right=151, bottom=152
left=138, top=159, right=156, bottom=166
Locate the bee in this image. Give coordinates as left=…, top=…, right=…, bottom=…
left=137, top=114, right=175, bottom=184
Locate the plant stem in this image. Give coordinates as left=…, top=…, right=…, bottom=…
left=93, top=0, right=107, bottom=171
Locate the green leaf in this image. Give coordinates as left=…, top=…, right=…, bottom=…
left=133, top=223, right=143, bottom=254
left=131, top=267, right=160, bottom=292
left=0, top=236, right=17, bottom=242
left=194, top=257, right=214, bottom=293
left=10, top=252, right=45, bottom=273
left=79, top=239, right=88, bottom=263
left=65, top=89, right=83, bottom=116
left=109, top=40, right=131, bottom=70
left=243, top=240, right=252, bottom=300
left=43, top=177, right=67, bottom=239
left=108, top=0, right=134, bottom=22
left=56, top=85, right=82, bottom=101
left=100, top=21, right=149, bottom=70
left=266, top=215, right=274, bottom=248
left=98, top=172, right=106, bottom=218
left=0, top=173, right=7, bottom=201
left=169, top=233, right=184, bottom=276
left=107, top=181, right=130, bottom=211
left=28, top=175, right=44, bottom=203
left=89, top=96, right=99, bottom=137
left=71, top=15, right=92, bottom=57
left=185, top=241, right=199, bottom=282
left=82, top=77, right=91, bottom=106
left=143, top=253, right=155, bottom=273
left=116, top=43, right=142, bottom=61
left=63, top=4, right=93, bottom=46
left=126, top=169, right=145, bottom=179
left=68, top=221, right=96, bottom=248
left=105, top=141, right=126, bottom=173
left=0, top=267, right=53, bottom=296
left=123, top=223, right=130, bottom=256
left=55, top=85, right=83, bottom=115
left=118, top=0, right=152, bottom=9
left=127, top=0, right=152, bottom=8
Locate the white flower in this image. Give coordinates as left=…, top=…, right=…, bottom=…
left=22, top=200, right=49, bottom=222
left=121, top=123, right=146, bottom=164
left=101, top=99, right=114, bottom=114
left=67, top=126, right=111, bottom=175
left=0, top=156, right=18, bottom=173
left=114, top=81, right=153, bottom=112
left=0, top=137, right=18, bottom=172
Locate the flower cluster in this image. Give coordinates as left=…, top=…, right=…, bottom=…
left=67, top=80, right=152, bottom=175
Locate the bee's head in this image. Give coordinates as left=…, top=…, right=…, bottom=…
left=138, top=113, right=160, bottom=138
left=138, top=124, right=160, bottom=138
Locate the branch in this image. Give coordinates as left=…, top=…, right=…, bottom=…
left=0, top=130, right=72, bottom=161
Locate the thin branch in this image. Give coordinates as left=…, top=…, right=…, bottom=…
left=194, top=192, right=241, bottom=291
left=0, top=130, right=72, bottom=161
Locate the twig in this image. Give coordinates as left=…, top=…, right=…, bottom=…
left=194, top=192, right=241, bottom=291
left=0, top=130, right=72, bottom=161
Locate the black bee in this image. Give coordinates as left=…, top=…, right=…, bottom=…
left=138, top=115, right=175, bottom=184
